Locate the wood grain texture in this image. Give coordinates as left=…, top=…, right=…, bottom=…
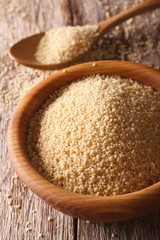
left=1, top=0, right=160, bottom=239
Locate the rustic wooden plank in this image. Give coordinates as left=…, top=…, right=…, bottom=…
left=0, top=0, right=75, bottom=239
left=77, top=210, right=160, bottom=240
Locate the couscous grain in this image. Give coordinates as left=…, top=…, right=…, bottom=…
left=35, top=25, right=98, bottom=64
left=27, top=74, right=160, bottom=196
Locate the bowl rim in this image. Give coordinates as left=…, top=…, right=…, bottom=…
left=7, top=60, right=160, bottom=222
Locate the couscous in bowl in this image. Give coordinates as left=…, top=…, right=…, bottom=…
left=7, top=61, right=160, bottom=222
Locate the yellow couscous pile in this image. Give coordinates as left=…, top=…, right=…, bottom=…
left=27, top=74, right=160, bottom=196
left=35, top=25, right=98, bottom=64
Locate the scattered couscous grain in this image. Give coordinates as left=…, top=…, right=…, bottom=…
left=111, top=233, right=115, bottom=238
left=39, top=233, right=44, bottom=238
left=26, top=227, right=32, bottom=232
left=13, top=175, right=18, bottom=179
left=14, top=204, right=21, bottom=209
left=5, top=194, right=11, bottom=199
left=47, top=216, right=53, bottom=222
left=8, top=199, right=13, bottom=206
left=35, top=25, right=98, bottom=64
left=9, top=206, right=14, bottom=212
left=27, top=74, right=160, bottom=196
left=26, top=221, right=31, bottom=226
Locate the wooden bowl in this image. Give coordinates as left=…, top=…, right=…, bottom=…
left=7, top=60, right=160, bottom=222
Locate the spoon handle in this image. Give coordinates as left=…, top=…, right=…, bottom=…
left=98, top=0, right=160, bottom=37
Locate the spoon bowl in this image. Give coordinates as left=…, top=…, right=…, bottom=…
left=9, top=32, right=85, bottom=70
left=9, top=0, right=160, bottom=70
left=7, top=60, right=160, bottom=222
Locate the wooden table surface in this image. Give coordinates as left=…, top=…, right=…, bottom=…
left=1, top=0, right=160, bottom=239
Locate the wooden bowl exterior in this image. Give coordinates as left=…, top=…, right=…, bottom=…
left=7, top=61, right=160, bottom=222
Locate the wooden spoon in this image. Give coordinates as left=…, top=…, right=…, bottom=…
left=9, top=0, right=160, bottom=70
